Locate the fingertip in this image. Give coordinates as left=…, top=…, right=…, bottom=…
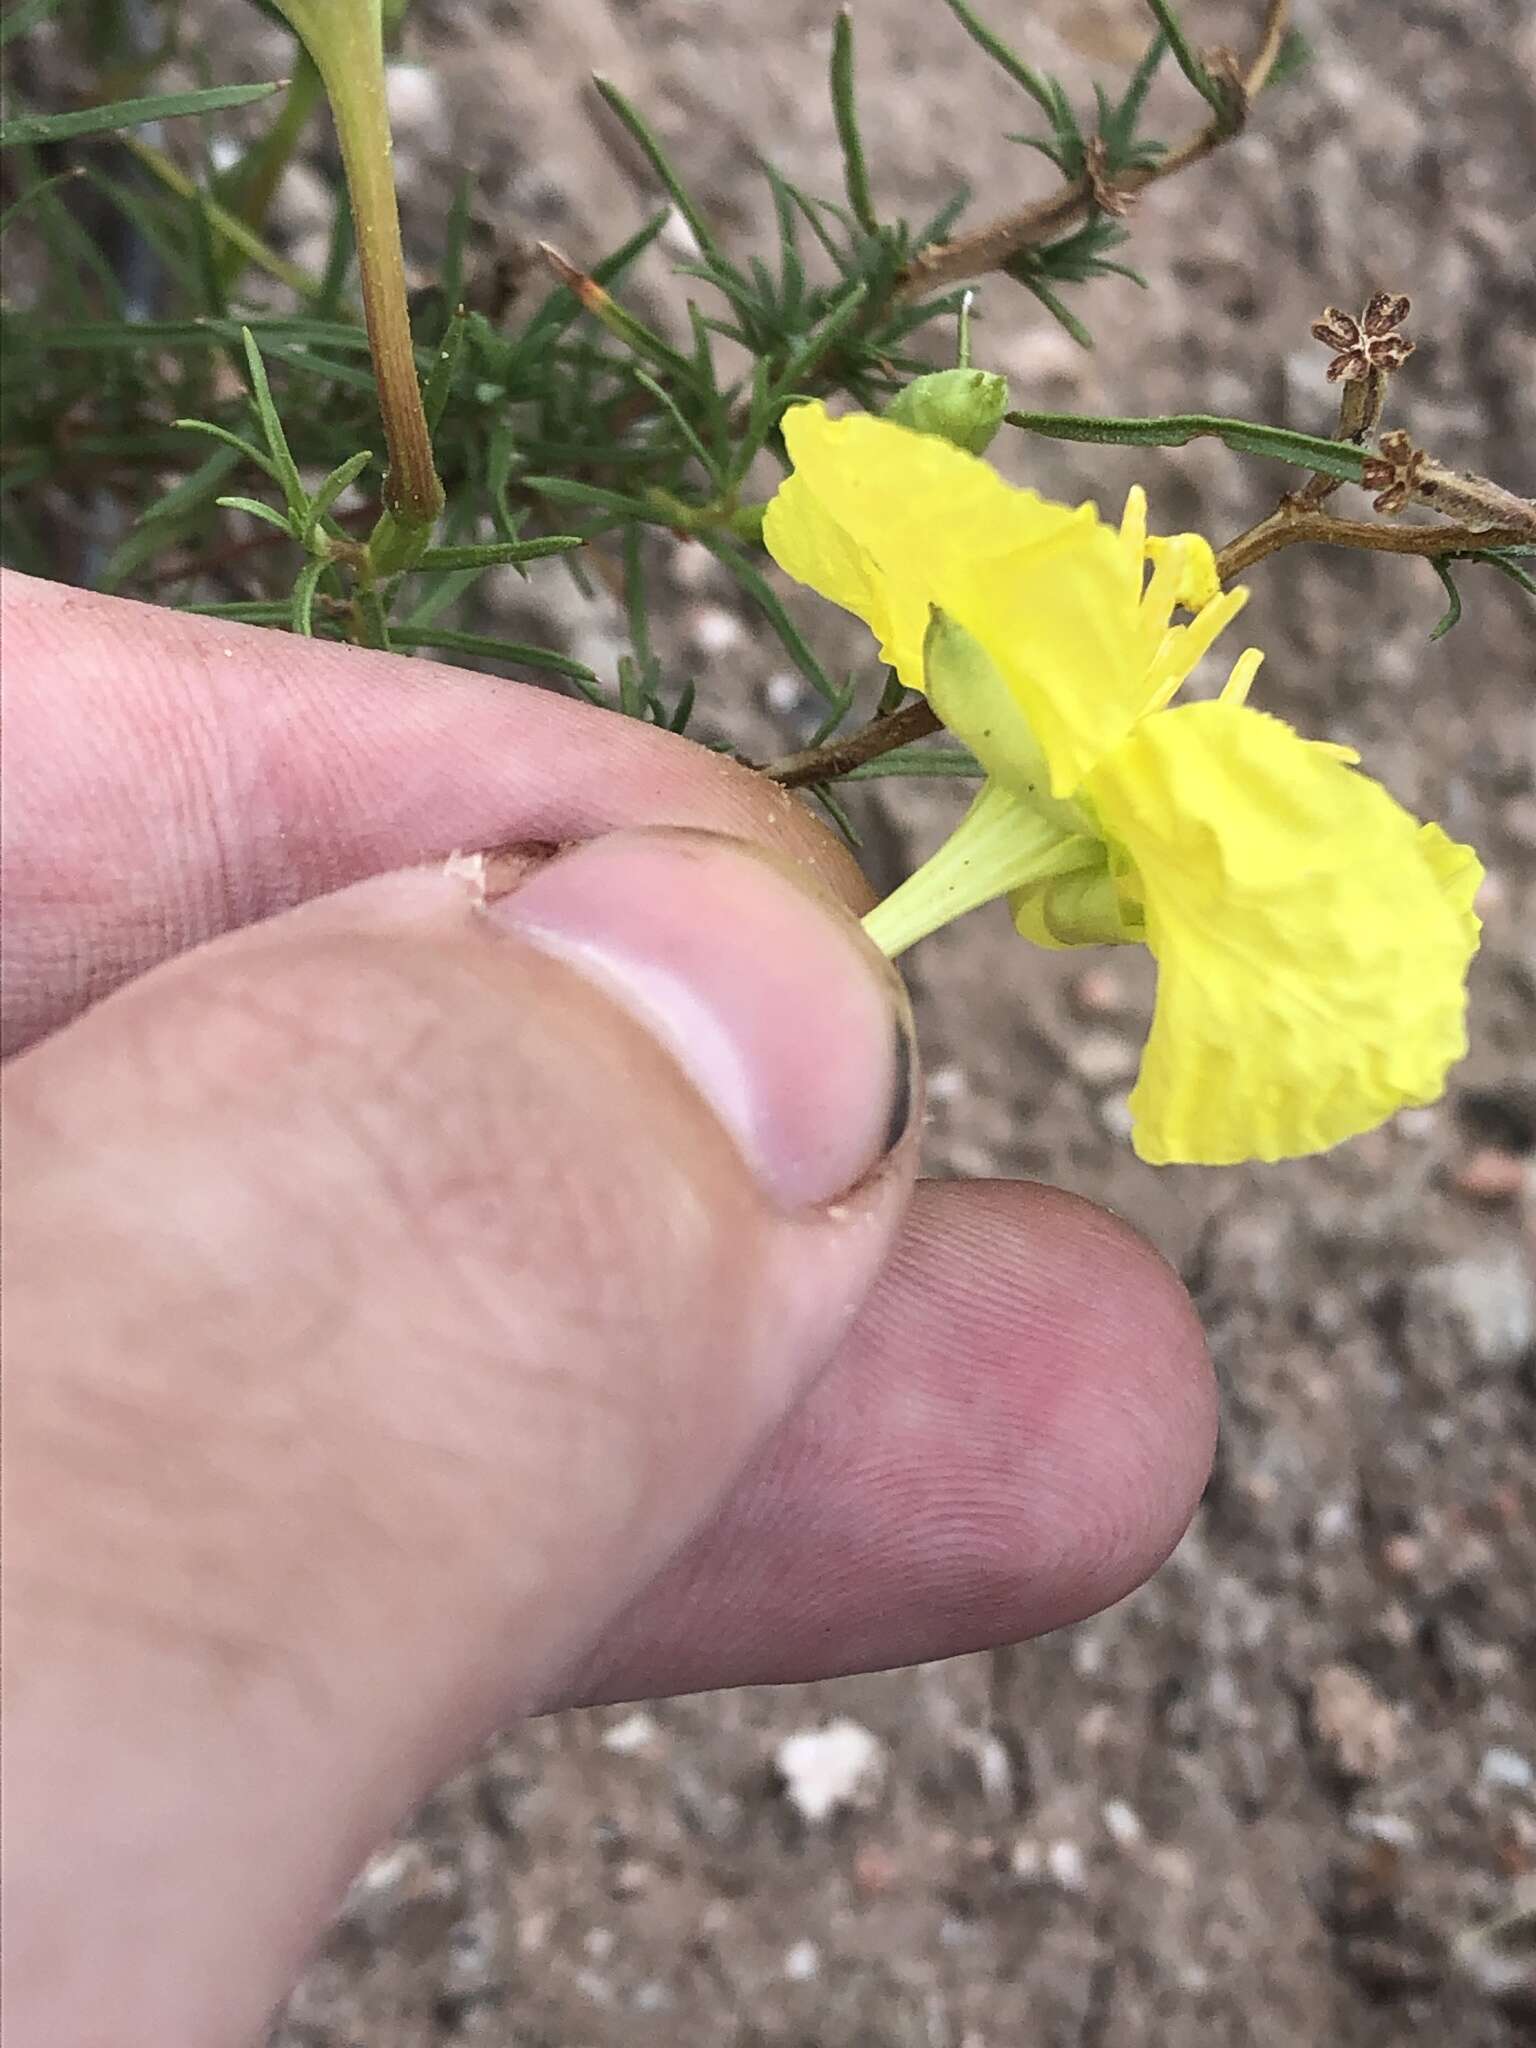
left=845, top=1179, right=1217, bottom=1649
left=998, top=1184, right=1216, bottom=1619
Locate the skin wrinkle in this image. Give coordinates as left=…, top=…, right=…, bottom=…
left=9, top=888, right=817, bottom=1745
left=1, top=570, right=873, bottom=1052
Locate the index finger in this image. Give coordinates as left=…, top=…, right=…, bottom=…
left=1, top=571, right=871, bottom=1053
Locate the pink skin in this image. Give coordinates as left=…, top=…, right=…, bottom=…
left=1, top=572, right=1215, bottom=2046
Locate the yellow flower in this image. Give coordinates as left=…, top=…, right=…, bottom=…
left=763, top=401, right=1483, bottom=1166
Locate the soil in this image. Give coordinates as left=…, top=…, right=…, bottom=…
left=77, top=0, right=1536, bottom=2041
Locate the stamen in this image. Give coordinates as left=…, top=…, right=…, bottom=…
left=1220, top=646, right=1265, bottom=707
left=1119, top=485, right=1148, bottom=597
left=1136, top=585, right=1250, bottom=719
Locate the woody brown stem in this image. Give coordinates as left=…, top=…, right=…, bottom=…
left=1216, top=503, right=1533, bottom=581
left=759, top=697, right=941, bottom=786
left=1295, top=369, right=1386, bottom=509
left=897, top=0, right=1289, bottom=300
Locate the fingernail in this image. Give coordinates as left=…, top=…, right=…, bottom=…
left=483, top=830, right=915, bottom=1209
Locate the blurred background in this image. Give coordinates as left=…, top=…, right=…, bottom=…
left=19, top=0, right=1536, bottom=2040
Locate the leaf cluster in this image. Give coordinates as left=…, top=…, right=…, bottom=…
left=2, top=0, right=1525, bottom=813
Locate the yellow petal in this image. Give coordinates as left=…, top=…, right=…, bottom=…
left=922, top=608, right=1074, bottom=815
left=942, top=517, right=1152, bottom=795
left=1085, top=702, right=1482, bottom=1165
left=763, top=401, right=1089, bottom=693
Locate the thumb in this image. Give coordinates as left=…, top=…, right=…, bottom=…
left=3, top=829, right=917, bottom=2048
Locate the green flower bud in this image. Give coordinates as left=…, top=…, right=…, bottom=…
left=884, top=367, right=1010, bottom=455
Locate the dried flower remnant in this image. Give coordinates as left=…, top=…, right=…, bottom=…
left=1361, top=430, right=1430, bottom=516
left=1311, top=291, right=1415, bottom=384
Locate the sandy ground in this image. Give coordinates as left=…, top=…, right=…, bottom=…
left=99, top=1, right=1535, bottom=2041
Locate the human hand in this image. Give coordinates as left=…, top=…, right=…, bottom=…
left=1, top=570, right=1214, bottom=2047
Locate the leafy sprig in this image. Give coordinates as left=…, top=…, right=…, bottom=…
left=2, top=0, right=1529, bottom=809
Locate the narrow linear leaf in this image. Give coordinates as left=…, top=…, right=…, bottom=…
left=1428, top=561, right=1462, bottom=641
left=387, top=627, right=601, bottom=685
left=291, top=557, right=328, bottom=636
left=629, top=367, right=725, bottom=489
left=1015, top=274, right=1095, bottom=350
left=302, top=449, right=374, bottom=544
left=422, top=307, right=467, bottom=436
left=808, top=782, right=861, bottom=848
left=830, top=10, right=879, bottom=234
left=246, top=336, right=381, bottom=394
left=771, top=280, right=869, bottom=401
left=703, top=536, right=838, bottom=702
left=592, top=75, right=724, bottom=268
left=173, top=417, right=284, bottom=485
left=216, top=494, right=298, bottom=536
left=521, top=476, right=654, bottom=519
left=1482, top=555, right=1536, bottom=597
left=123, top=135, right=318, bottom=300
left=239, top=328, right=306, bottom=518
left=0, top=80, right=284, bottom=151
left=412, top=537, right=586, bottom=571
left=1141, top=0, right=1228, bottom=117
left=843, top=746, right=984, bottom=779
left=802, top=678, right=859, bottom=750
left=939, top=0, right=1062, bottom=118
left=0, top=166, right=81, bottom=237
left=1007, top=408, right=1370, bottom=482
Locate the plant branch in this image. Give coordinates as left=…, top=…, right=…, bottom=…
left=897, top=0, right=1289, bottom=300
left=1216, top=504, right=1533, bottom=581
left=760, top=696, right=941, bottom=786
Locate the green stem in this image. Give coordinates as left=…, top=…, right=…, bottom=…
left=276, top=0, right=442, bottom=533
left=861, top=778, right=1093, bottom=958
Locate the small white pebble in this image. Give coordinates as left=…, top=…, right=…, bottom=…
left=1396, top=1107, right=1439, bottom=1141
left=666, top=539, right=717, bottom=592
left=1069, top=1030, right=1138, bottom=1084
left=1010, top=1837, right=1043, bottom=1879
left=925, top=1062, right=966, bottom=1104
left=583, top=1926, right=615, bottom=1961
left=1098, top=1092, right=1135, bottom=1139
left=208, top=136, right=242, bottom=174
left=1046, top=1839, right=1088, bottom=1891
left=765, top=670, right=803, bottom=713
left=1350, top=1812, right=1419, bottom=1848
left=783, top=1939, right=821, bottom=1982
left=1482, top=1748, right=1535, bottom=1791
left=775, top=1719, right=886, bottom=1825
left=601, top=1709, right=660, bottom=1755
left=961, top=1730, right=1015, bottom=1815
left=384, top=62, right=443, bottom=133
left=1102, top=1800, right=1144, bottom=1847
left=1070, top=1629, right=1105, bottom=1678
left=356, top=1843, right=413, bottom=1893
left=688, top=604, right=745, bottom=656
